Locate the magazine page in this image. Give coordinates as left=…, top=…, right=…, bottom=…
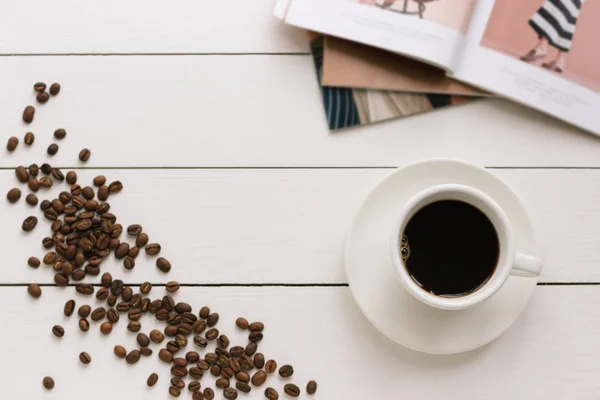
left=322, top=36, right=487, bottom=96
left=453, top=0, right=600, bottom=135
left=283, top=0, right=478, bottom=70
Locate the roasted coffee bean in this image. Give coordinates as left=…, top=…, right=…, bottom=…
left=192, top=320, right=207, bottom=334
left=163, top=295, right=175, bottom=311
left=189, top=381, right=201, bottom=393
left=229, top=358, right=241, bottom=373
left=22, top=216, right=38, bottom=231
left=43, top=208, right=58, bottom=221
left=236, top=382, right=251, bottom=394
left=265, top=360, right=277, bottom=374
left=203, top=388, right=215, bottom=400
left=121, top=286, right=133, bottom=301
left=125, top=350, right=141, bottom=364
left=192, top=391, right=205, bottom=400
left=218, top=355, right=230, bottom=369
left=110, top=223, right=122, bottom=238
left=222, top=367, right=234, bottom=379
left=216, top=347, right=230, bottom=358
left=223, top=387, right=238, bottom=400
left=98, top=321, right=112, bottom=335
left=136, top=233, right=149, bottom=247
left=128, top=308, right=142, bottom=321
left=239, top=355, right=254, bottom=371
left=147, top=373, right=159, bottom=387
left=171, top=365, right=188, bottom=378
left=235, top=371, right=250, bottom=383
left=91, top=307, right=106, bottom=321
left=95, top=288, right=109, bottom=301
left=123, top=256, right=135, bottom=270
left=53, top=129, right=67, bottom=139
left=40, top=163, right=52, bottom=175
left=189, top=367, right=204, bottom=380
left=127, top=246, right=140, bottom=259
left=54, top=272, right=70, bottom=285
left=6, top=188, right=21, bottom=203
left=159, top=348, right=174, bottom=363
left=34, top=82, right=47, bottom=92
left=79, top=318, right=90, bottom=332
left=84, top=264, right=99, bottom=276
left=140, top=347, right=153, bottom=357
left=70, top=184, right=81, bottom=197
left=169, top=386, right=181, bottom=397
left=217, top=335, right=230, bottom=349
left=228, top=346, right=243, bottom=358
left=27, top=256, right=40, bottom=269
left=65, top=171, right=77, bottom=185
left=25, top=194, right=38, bottom=206
left=23, top=105, right=35, bottom=123
left=114, top=345, right=127, bottom=359
left=42, top=377, right=55, bottom=390
left=43, top=252, right=56, bottom=266
left=196, top=360, right=210, bottom=371
left=78, top=305, right=91, bottom=318
left=106, top=295, right=117, bottom=307
left=162, top=282, right=180, bottom=294
left=85, top=199, right=98, bottom=211
left=106, top=308, right=119, bottom=323
left=39, top=177, right=53, bottom=188
left=179, top=324, right=193, bottom=336
left=136, top=333, right=150, bottom=347
left=79, top=148, right=91, bottom=162
left=171, top=377, right=185, bottom=389
left=28, top=177, right=39, bottom=192
left=216, top=378, right=230, bottom=389
left=244, top=342, right=257, bottom=357
left=99, top=272, right=111, bottom=288
left=79, top=352, right=91, bottom=365
left=51, top=325, right=64, bottom=337
left=207, top=313, right=219, bottom=327
left=175, top=334, right=188, bottom=348
left=210, top=365, right=221, bottom=377
left=49, top=82, right=61, bottom=95
left=23, top=132, right=35, bottom=147
left=115, top=243, right=129, bottom=259
left=249, top=332, right=263, bottom=343
left=251, top=370, right=267, bottom=387
left=235, top=317, right=249, bottom=330
left=205, top=352, right=218, bottom=365
left=306, top=380, right=317, bottom=395
left=81, top=186, right=94, bottom=200
left=15, top=166, right=29, bottom=183
left=51, top=169, right=64, bottom=183
left=126, top=224, right=142, bottom=236
left=61, top=300, right=75, bottom=318
left=205, top=328, right=219, bottom=341
left=265, top=387, right=279, bottom=400
left=254, top=353, right=265, bottom=369
left=148, top=329, right=164, bottom=344
left=146, top=243, right=161, bottom=256
left=76, top=283, right=94, bottom=295
left=47, top=143, right=59, bottom=156
left=249, top=322, right=264, bottom=332
left=61, top=261, right=74, bottom=275
left=284, top=384, right=300, bottom=397
left=156, top=309, right=170, bottom=321
left=108, top=180, right=123, bottom=193
left=167, top=340, right=180, bottom=353
left=174, top=302, right=190, bottom=314
left=194, top=336, right=208, bottom=349
left=165, top=325, right=178, bottom=338
left=127, top=321, right=141, bottom=333
left=37, top=91, right=50, bottom=103
left=111, top=279, right=123, bottom=296
left=279, top=365, right=294, bottom=378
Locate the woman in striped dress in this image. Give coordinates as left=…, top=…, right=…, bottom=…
left=521, top=0, right=584, bottom=73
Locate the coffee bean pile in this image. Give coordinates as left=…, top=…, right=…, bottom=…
left=6, top=83, right=318, bottom=398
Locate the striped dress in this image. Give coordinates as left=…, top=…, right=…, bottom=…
left=529, top=0, right=584, bottom=52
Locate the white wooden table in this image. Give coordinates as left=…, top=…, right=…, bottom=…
left=1, top=1, right=600, bottom=398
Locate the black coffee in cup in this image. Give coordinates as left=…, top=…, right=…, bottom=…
left=401, top=200, right=499, bottom=297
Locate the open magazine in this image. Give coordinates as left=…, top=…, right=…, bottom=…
left=276, top=0, right=600, bottom=135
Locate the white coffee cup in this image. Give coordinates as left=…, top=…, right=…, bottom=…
left=389, top=184, right=542, bottom=311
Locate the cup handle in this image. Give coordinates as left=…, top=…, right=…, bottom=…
left=511, top=253, right=543, bottom=276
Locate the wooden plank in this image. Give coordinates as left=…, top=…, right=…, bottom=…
left=0, top=0, right=308, bottom=54
left=1, top=286, right=598, bottom=399
left=1, top=169, right=598, bottom=283
left=1, top=56, right=600, bottom=168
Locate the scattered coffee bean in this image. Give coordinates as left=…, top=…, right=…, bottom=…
left=22, top=216, right=38, bottom=231
left=137, top=333, right=150, bottom=347
left=108, top=180, right=123, bottom=193
left=204, top=388, right=215, bottom=400
left=114, top=345, right=127, bottom=359
left=79, top=148, right=91, bottom=162
left=249, top=331, right=263, bottom=343
left=24, top=132, right=35, bottom=146
left=6, top=136, right=18, bottom=152
left=150, top=329, right=164, bottom=344
left=205, top=328, right=219, bottom=341
left=23, top=106, right=35, bottom=123
left=245, top=342, right=257, bottom=357
left=39, top=177, right=53, bottom=188
left=251, top=370, right=267, bottom=387
left=140, top=282, right=152, bottom=295
left=140, top=347, right=153, bottom=357
left=159, top=348, right=174, bottom=363
left=47, top=143, right=59, bottom=156
left=216, top=378, right=230, bottom=389
left=100, top=321, right=113, bottom=335
left=76, top=283, right=94, bottom=295
left=136, top=233, right=149, bottom=247
left=189, top=381, right=201, bottom=393
left=79, top=318, right=90, bottom=332
left=28, top=256, right=41, bottom=268
left=91, top=175, right=106, bottom=187
left=265, top=360, right=277, bottom=374
left=42, top=377, right=55, bottom=390
left=306, top=380, right=317, bottom=394
left=37, top=91, right=50, bottom=103
left=25, top=194, right=38, bottom=206
left=27, top=177, right=39, bottom=192
left=145, top=243, right=161, bottom=256
left=171, top=365, right=188, bottom=378
left=171, top=377, right=185, bottom=389
left=127, top=321, right=141, bottom=333
left=78, top=305, right=91, bottom=318
left=79, top=352, right=91, bottom=365
left=217, top=335, right=230, bottom=349
left=51, top=168, right=64, bottom=181
left=54, top=128, right=66, bottom=140
left=235, top=317, right=249, bottom=330
left=34, top=82, right=46, bottom=92
left=223, top=387, right=238, bottom=400
left=7, top=188, right=21, bottom=203
left=207, top=313, right=219, bottom=327
left=91, top=307, right=106, bottom=321
left=29, top=163, right=39, bottom=177
left=63, top=299, right=75, bottom=317
left=49, top=83, right=61, bottom=95
left=284, top=384, right=300, bottom=397
left=186, top=351, right=200, bottom=363
left=169, top=386, right=181, bottom=397
left=192, top=391, right=205, bottom=400
left=147, top=373, right=159, bottom=387
left=52, top=325, right=64, bottom=338
left=279, top=365, right=294, bottom=378
left=123, top=256, right=135, bottom=269
left=249, top=322, right=264, bottom=332
left=194, top=336, right=208, bottom=348
left=254, top=353, right=265, bottom=369
left=127, top=224, right=142, bottom=235
left=156, top=257, right=171, bottom=272
left=15, top=166, right=29, bottom=183
left=125, top=350, right=141, bottom=364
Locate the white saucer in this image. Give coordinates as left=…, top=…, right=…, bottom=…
left=345, top=159, right=541, bottom=354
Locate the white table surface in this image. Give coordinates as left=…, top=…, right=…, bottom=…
left=1, top=1, right=600, bottom=399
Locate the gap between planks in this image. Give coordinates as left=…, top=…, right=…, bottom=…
left=2, top=166, right=600, bottom=171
